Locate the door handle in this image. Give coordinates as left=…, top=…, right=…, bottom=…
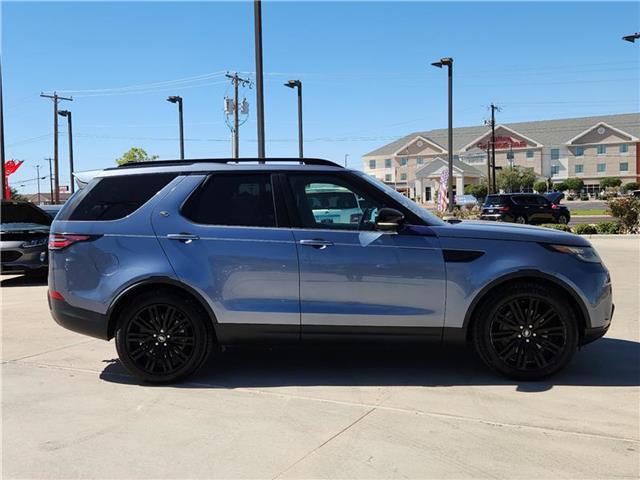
left=298, top=239, right=334, bottom=250
left=167, top=233, right=200, bottom=243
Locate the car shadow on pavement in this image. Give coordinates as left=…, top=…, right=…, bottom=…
left=0, top=273, right=47, bottom=287
left=100, top=337, right=640, bottom=392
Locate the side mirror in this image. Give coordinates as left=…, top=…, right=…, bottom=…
left=375, top=208, right=405, bottom=232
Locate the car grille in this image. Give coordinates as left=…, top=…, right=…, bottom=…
left=1, top=250, right=23, bottom=263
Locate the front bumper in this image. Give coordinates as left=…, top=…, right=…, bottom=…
left=49, top=295, right=110, bottom=340
left=582, top=304, right=613, bottom=345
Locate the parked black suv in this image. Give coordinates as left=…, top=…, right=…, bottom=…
left=480, top=194, right=570, bottom=225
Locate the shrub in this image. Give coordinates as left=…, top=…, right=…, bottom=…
left=567, top=195, right=575, bottom=201
left=553, top=181, right=568, bottom=192
left=564, top=178, right=584, bottom=193
left=573, top=223, right=598, bottom=235
left=464, top=183, right=488, bottom=201
left=533, top=181, right=548, bottom=194
left=607, top=197, right=640, bottom=234
left=595, top=221, right=621, bottom=234
left=599, top=177, right=622, bottom=189
left=540, top=224, right=572, bottom=232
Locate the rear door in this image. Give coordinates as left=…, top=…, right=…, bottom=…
left=534, top=196, right=555, bottom=223
left=284, top=171, right=446, bottom=338
left=151, top=172, right=301, bottom=343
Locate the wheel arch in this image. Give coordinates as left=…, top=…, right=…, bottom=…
left=106, top=276, right=218, bottom=340
left=462, top=270, right=590, bottom=343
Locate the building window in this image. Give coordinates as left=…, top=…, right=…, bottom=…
left=551, top=165, right=560, bottom=176
left=620, top=162, right=629, bottom=172
left=399, top=157, right=408, bottom=166
left=597, top=163, right=606, bottom=173
left=416, top=157, right=424, bottom=165
left=575, top=164, right=584, bottom=174
left=620, top=144, right=629, bottom=154
left=400, top=173, right=407, bottom=181
left=368, top=160, right=376, bottom=169
left=384, top=158, right=392, bottom=168
left=526, top=150, right=534, bottom=159
left=575, top=146, right=584, bottom=157
left=550, top=149, right=560, bottom=160
left=384, top=174, right=392, bottom=182
left=453, top=155, right=460, bottom=161
left=597, top=145, right=607, bottom=155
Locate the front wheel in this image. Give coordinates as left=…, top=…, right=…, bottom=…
left=472, top=282, right=579, bottom=380
left=115, top=291, right=212, bottom=384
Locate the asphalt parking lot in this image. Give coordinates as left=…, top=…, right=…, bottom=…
left=2, top=237, right=639, bottom=479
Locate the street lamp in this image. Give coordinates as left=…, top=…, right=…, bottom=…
left=431, top=57, right=454, bottom=217
left=284, top=80, right=303, bottom=159
left=167, top=96, right=184, bottom=159
left=57, top=110, right=74, bottom=194
left=622, top=32, right=640, bottom=43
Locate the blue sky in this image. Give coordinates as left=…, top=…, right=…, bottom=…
left=3, top=1, right=639, bottom=192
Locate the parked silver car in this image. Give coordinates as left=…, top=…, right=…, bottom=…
left=1, top=200, right=51, bottom=274
left=48, top=158, right=613, bottom=383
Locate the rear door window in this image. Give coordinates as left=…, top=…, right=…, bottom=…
left=484, top=195, right=508, bottom=206
left=60, top=173, right=178, bottom=221
left=182, top=174, right=276, bottom=227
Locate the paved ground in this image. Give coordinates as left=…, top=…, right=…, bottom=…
left=2, top=237, right=639, bottom=479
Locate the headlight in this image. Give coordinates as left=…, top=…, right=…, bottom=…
left=21, top=238, right=48, bottom=248
left=546, top=244, right=602, bottom=263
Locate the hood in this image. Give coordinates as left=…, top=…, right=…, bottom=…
left=433, top=220, right=589, bottom=246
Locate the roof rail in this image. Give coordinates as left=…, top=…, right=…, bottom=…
left=113, top=157, right=343, bottom=169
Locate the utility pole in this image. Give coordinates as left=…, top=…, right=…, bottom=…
left=0, top=59, right=6, bottom=200
left=254, top=0, right=266, bottom=160
left=225, top=73, right=251, bottom=158
left=486, top=145, right=492, bottom=194
left=489, top=103, right=500, bottom=194
left=46, top=157, right=54, bottom=203
left=34, top=165, right=42, bottom=204
left=58, top=110, right=74, bottom=194
left=40, top=92, right=72, bottom=203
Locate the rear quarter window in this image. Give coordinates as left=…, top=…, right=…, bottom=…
left=58, top=173, right=178, bottom=221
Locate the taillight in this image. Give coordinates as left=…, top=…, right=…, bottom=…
left=551, top=203, right=559, bottom=209
left=48, top=233, right=93, bottom=250
left=498, top=206, right=511, bottom=212
left=48, top=290, right=65, bottom=301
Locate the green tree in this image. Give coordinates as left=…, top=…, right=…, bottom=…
left=496, top=166, right=537, bottom=193
left=115, top=147, right=159, bottom=166
left=8, top=186, right=27, bottom=201
left=533, top=181, right=548, bottom=193
left=621, top=181, right=640, bottom=193
left=553, top=181, right=568, bottom=192
left=599, top=177, right=622, bottom=189
left=564, top=178, right=585, bottom=193
left=464, top=182, right=488, bottom=200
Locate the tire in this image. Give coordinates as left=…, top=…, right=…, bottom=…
left=115, top=290, right=213, bottom=384
left=514, top=215, right=527, bottom=224
left=472, top=282, right=579, bottom=380
left=557, top=214, right=568, bottom=225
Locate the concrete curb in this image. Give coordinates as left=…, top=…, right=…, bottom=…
left=579, top=234, right=639, bottom=239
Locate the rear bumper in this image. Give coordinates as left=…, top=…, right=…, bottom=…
left=49, top=295, right=110, bottom=340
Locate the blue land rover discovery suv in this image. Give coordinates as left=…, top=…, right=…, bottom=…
left=48, top=158, right=613, bottom=383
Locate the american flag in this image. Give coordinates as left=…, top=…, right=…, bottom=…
left=437, top=169, right=449, bottom=212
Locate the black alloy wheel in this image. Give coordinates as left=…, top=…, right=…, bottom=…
left=473, top=282, right=579, bottom=380
left=115, top=291, right=212, bottom=383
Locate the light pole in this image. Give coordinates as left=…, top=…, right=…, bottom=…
left=431, top=57, right=454, bottom=216
left=57, top=110, right=74, bottom=194
left=254, top=0, right=266, bottom=159
left=622, top=32, right=640, bottom=42
left=167, top=96, right=184, bottom=159
left=34, top=165, right=42, bottom=204
left=284, top=80, right=303, bottom=159
left=344, top=154, right=349, bottom=167
left=0, top=59, right=5, bottom=200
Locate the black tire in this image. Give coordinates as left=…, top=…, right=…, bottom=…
left=472, top=282, right=579, bottom=380
left=514, top=215, right=527, bottom=224
left=115, top=290, right=212, bottom=384
left=557, top=214, right=569, bottom=225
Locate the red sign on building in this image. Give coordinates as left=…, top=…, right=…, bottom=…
left=478, top=136, right=527, bottom=150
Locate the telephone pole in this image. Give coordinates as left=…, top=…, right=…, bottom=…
left=34, top=165, right=42, bottom=204
left=46, top=157, right=54, bottom=203
left=1, top=59, right=6, bottom=200
left=225, top=73, right=251, bottom=158
left=40, top=92, right=72, bottom=203
left=489, top=103, right=500, bottom=194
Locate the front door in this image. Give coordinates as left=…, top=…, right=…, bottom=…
left=152, top=173, right=300, bottom=343
left=285, top=172, right=446, bottom=338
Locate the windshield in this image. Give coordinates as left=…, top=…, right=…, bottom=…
left=354, top=171, right=445, bottom=226
left=1, top=202, right=52, bottom=227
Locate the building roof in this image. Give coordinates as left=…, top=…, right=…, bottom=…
left=415, top=156, right=485, bottom=179
left=364, top=113, right=640, bottom=157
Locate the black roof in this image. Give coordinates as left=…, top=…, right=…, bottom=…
left=112, top=157, right=342, bottom=170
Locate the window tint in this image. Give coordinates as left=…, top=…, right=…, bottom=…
left=484, top=195, right=509, bottom=206
left=1, top=202, right=52, bottom=226
left=288, top=174, right=386, bottom=231
left=512, top=195, right=535, bottom=205
left=535, top=196, right=550, bottom=206
left=182, top=174, right=275, bottom=227
left=64, top=173, right=177, bottom=221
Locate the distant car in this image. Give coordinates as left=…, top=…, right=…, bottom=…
left=39, top=204, right=64, bottom=219
left=480, top=193, right=570, bottom=225
left=543, top=192, right=565, bottom=205
left=1, top=201, right=51, bottom=274
left=630, top=190, right=640, bottom=198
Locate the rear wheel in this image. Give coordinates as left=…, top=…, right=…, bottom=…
left=557, top=214, right=569, bottom=225
left=115, top=291, right=212, bottom=384
left=514, top=215, right=527, bottom=224
left=472, top=282, right=579, bottom=380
